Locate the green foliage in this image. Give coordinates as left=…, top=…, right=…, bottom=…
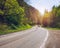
left=51, top=5, right=60, bottom=28
left=0, top=24, right=31, bottom=35
left=0, top=0, right=32, bottom=35
left=0, top=0, right=26, bottom=27
left=4, top=0, right=25, bottom=26
left=0, top=10, right=4, bottom=15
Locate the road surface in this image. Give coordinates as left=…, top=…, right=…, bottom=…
left=0, top=26, right=49, bottom=48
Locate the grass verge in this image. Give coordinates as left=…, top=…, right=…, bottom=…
left=0, top=24, right=32, bottom=35
left=45, top=27, right=60, bottom=30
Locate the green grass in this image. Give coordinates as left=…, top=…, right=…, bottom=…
left=45, top=27, right=60, bottom=30
left=0, top=24, right=32, bottom=35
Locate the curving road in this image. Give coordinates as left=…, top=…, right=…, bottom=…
left=0, top=26, right=49, bottom=48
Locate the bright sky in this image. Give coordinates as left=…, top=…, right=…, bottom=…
left=24, top=0, right=60, bottom=15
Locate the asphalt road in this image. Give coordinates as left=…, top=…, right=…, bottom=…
left=0, top=26, right=49, bottom=48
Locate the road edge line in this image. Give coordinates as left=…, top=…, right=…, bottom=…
left=40, top=29, right=49, bottom=48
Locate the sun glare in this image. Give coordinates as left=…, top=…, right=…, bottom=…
left=39, top=10, right=44, bottom=15
left=38, top=7, right=45, bottom=16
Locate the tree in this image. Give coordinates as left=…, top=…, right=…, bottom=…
left=0, top=0, right=25, bottom=29
left=50, top=5, right=60, bottom=28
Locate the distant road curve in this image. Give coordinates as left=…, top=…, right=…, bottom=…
left=0, top=26, right=49, bottom=48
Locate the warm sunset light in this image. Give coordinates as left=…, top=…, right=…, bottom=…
left=38, top=7, right=45, bottom=15
left=25, top=0, right=60, bottom=15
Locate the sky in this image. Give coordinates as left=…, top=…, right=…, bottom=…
left=24, top=0, right=60, bottom=15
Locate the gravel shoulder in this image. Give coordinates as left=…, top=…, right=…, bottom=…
left=45, top=30, right=60, bottom=48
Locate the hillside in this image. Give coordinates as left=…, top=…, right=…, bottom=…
left=0, top=0, right=41, bottom=34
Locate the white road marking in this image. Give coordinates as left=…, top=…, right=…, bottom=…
left=40, top=29, right=49, bottom=48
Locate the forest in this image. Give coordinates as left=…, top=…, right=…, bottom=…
left=40, top=5, right=60, bottom=28
left=0, top=0, right=33, bottom=34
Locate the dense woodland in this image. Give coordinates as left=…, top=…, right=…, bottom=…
left=0, top=0, right=60, bottom=34
left=0, top=0, right=33, bottom=34
left=41, top=5, right=60, bottom=28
